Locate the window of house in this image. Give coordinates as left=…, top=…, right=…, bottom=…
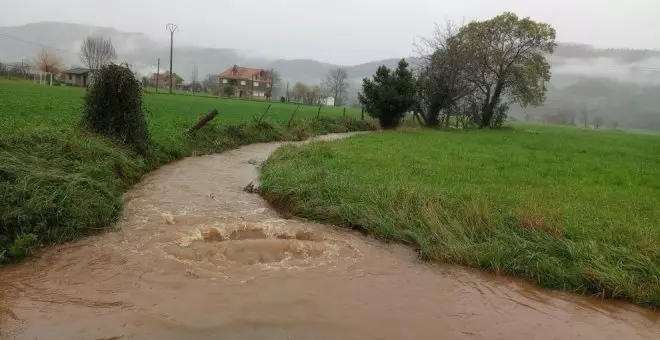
left=253, top=81, right=259, bottom=87
left=240, top=80, right=246, bottom=86
left=68, top=74, right=72, bottom=80
left=222, top=79, right=228, bottom=84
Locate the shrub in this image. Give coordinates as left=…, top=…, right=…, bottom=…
left=82, top=64, right=149, bottom=155
left=280, top=96, right=286, bottom=103
left=224, top=85, right=236, bottom=97
left=359, top=59, right=416, bottom=129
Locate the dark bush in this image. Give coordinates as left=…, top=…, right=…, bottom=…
left=358, top=59, right=416, bottom=129
left=280, top=96, right=286, bottom=103
left=224, top=85, right=236, bottom=97
left=82, top=64, right=149, bottom=155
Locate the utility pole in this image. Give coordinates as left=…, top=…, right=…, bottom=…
left=286, top=81, right=290, bottom=102
left=156, top=58, right=160, bottom=92
left=165, top=23, right=178, bottom=94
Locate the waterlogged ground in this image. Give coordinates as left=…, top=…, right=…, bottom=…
left=1, top=133, right=659, bottom=340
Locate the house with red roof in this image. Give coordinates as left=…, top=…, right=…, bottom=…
left=218, top=65, right=272, bottom=99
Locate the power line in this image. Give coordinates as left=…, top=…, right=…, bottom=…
left=0, top=32, right=77, bottom=56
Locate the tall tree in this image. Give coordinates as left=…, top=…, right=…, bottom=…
left=359, top=59, right=416, bottom=129
left=266, top=68, right=281, bottom=99
left=35, top=50, right=63, bottom=74
left=322, top=68, right=349, bottom=106
left=456, top=12, right=556, bottom=128
left=415, top=22, right=474, bottom=127
left=202, top=74, right=218, bottom=94
left=292, top=82, right=310, bottom=102
left=79, top=36, right=117, bottom=71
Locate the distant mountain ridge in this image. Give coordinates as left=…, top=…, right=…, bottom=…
left=2, top=21, right=660, bottom=123
left=4, top=22, right=659, bottom=84
left=0, top=22, right=403, bottom=85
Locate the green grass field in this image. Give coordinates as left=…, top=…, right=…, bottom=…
left=260, top=125, right=660, bottom=307
left=0, top=80, right=360, bottom=134
left=0, top=80, right=372, bottom=261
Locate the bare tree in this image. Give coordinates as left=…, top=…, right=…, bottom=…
left=266, top=68, right=281, bottom=100
left=35, top=50, right=63, bottom=74
left=79, top=36, right=116, bottom=72
left=322, top=68, right=348, bottom=106
left=593, top=116, right=604, bottom=129
left=581, top=108, right=589, bottom=128
left=190, top=63, right=199, bottom=94
left=202, top=74, right=219, bottom=94
left=290, top=82, right=325, bottom=104
left=292, top=82, right=310, bottom=102
left=415, top=21, right=475, bottom=127
left=13, top=61, right=31, bottom=78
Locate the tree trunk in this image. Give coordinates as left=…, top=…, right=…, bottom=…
left=480, top=82, right=504, bottom=128
left=426, top=101, right=441, bottom=127
left=413, top=111, right=426, bottom=126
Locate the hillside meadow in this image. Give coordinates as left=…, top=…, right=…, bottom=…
left=260, top=125, right=660, bottom=307
left=0, top=80, right=372, bottom=261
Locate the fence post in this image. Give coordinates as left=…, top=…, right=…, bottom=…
left=361, top=107, right=364, bottom=120
left=253, top=103, right=272, bottom=122
left=288, top=105, right=300, bottom=127
left=343, top=107, right=346, bottom=117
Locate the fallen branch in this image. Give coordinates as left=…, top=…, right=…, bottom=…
left=188, top=109, right=219, bottom=135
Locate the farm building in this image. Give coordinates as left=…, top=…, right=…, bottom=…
left=62, top=68, right=93, bottom=87
left=218, top=65, right=272, bottom=99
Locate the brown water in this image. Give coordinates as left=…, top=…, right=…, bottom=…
left=1, top=133, right=659, bottom=340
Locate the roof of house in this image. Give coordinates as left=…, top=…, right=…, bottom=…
left=151, top=72, right=181, bottom=79
left=219, top=65, right=271, bottom=81
left=63, top=68, right=91, bottom=75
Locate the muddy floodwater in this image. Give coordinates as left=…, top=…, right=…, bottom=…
left=1, top=133, right=659, bottom=340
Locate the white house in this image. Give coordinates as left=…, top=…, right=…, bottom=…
left=321, top=96, right=335, bottom=107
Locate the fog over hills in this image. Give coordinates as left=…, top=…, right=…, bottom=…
left=2, top=21, right=660, bottom=129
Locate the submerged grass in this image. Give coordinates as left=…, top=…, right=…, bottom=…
left=259, top=125, right=660, bottom=307
left=0, top=80, right=375, bottom=261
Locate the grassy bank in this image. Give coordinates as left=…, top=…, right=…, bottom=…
left=0, top=80, right=375, bottom=262
left=260, top=125, right=660, bottom=306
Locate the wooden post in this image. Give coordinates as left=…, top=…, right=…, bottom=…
left=316, top=104, right=322, bottom=118
left=156, top=58, right=160, bottom=92
left=188, top=109, right=219, bottom=134
left=288, top=105, right=300, bottom=127
left=253, top=104, right=272, bottom=122
left=343, top=107, right=346, bottom=117
left=361, top=107, right=364, bottom=120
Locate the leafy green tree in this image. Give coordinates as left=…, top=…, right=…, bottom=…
left=224, top=85, right=236, bottom=97
left=83, top=63, right=149, bottom=155
left=456, top=12, right=556, bottom=127
left=359, top=59, right=416, bottom=129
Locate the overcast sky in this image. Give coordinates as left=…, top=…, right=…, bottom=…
left=1, top=0, right=658, bottom=65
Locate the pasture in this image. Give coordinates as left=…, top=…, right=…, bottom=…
left=0, top=80, right=370, bottom=261
left=260, top=125, right=660, bottom=307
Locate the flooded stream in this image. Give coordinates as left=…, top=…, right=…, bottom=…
left=1, top=133, right=659, bottom=339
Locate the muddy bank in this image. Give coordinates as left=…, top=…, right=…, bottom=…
left=1, top=133, right=658, bottom=340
